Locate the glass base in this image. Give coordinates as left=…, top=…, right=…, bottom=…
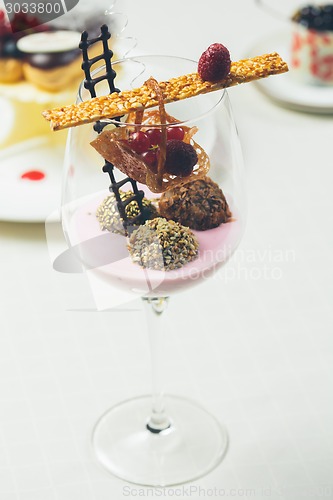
left=91, top=395, right=228, bottom=487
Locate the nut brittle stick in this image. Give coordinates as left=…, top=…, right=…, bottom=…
left=42, top=52, right=288, bottom=131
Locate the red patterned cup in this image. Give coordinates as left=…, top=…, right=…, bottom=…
left=291, top=22, right=333, bottom=85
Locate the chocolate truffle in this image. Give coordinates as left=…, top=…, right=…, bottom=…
left=96, top=190, right=158, bottom=235
left=128, top=217, right=198, bottom=271
left=159, top=176, right=231, bottom=231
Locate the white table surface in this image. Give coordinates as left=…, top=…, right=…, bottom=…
left=1, top=1, right=333, bottom=499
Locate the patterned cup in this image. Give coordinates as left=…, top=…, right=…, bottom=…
left=291, top=22, right=333, bottom=85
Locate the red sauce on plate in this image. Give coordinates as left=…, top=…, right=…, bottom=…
left=21, top=170, right=46, bottom=181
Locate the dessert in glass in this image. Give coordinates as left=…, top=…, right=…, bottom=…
left=63, top=60, right=243, bottom=487
left=43, top=31, right=288, bottom=486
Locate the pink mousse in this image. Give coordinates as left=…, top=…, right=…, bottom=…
left=69, top=190, right=244, bottom=297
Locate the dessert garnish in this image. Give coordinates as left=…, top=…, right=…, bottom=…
left=42, top=52, right=289, bottom=131
left=80, top=25, right=152, bottom=234
left=80, top=25, right=120, bottom=101
left=198, top=43, right=231, bottom=82
left=159, top=176, right=231, bottom=231
left=90, top=77, right=210, bottom=193
left=292, top=4, right=333, bottom=31
left=96, top=190, right=158, bottom=235
left=128, top=217, right=199, bottom=271
left=164, top=140, right=198, bottom=177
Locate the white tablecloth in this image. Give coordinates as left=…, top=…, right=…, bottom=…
left=0, top=1, right=332, bottom=499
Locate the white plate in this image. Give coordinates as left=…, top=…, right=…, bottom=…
left=249, top=31, right=333, bottom=114
left=0, top=137, right=64, bottom=223
left=0, top=32, right=139, bottom=224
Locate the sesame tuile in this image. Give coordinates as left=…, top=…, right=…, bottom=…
left=42, top=52, right=289, bottom=131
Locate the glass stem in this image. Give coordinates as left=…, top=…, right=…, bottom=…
left=142, top=296, right=171, bottom=434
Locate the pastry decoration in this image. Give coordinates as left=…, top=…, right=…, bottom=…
left=43, top=52, right=289, bottom=130
left=80, top=25, right=152, bottom=234
left=90, top=82, right=210, bottom=193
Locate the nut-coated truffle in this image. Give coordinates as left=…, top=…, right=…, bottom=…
left=159, top=176, right=231, bottom=231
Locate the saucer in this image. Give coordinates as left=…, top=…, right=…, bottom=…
left=0, top=137, right=64, bottom=223
left=249, top=31, right=333, bottom=113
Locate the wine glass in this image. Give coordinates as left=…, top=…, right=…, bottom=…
left=61, top=55, right=246, bottom=486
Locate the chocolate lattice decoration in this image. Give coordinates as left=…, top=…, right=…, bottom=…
left=80, top=24, right=119, bottom=99
left=79, top=25, right=149, bottom=234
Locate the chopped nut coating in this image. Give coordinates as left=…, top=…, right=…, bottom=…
left=42, top=53, right=288, bottom=131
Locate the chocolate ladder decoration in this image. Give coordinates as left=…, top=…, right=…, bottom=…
left=79, top=25, right=149, bottom=234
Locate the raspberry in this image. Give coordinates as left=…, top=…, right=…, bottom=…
left=198, top=43, right=231, bottom=82
left=164, top=140, right=198, bottom=177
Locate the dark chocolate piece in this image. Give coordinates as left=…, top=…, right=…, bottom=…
left=79, top=24, right=149, bottom=234
left=79, top=24, right=119, bottom=99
